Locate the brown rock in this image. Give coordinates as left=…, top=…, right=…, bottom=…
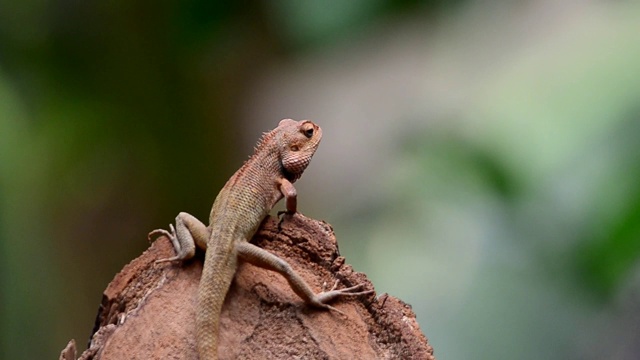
left=74, top=215, right=435, bottom=359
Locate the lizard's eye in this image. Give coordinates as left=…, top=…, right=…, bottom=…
left=303, top=127, right=314, bottom=138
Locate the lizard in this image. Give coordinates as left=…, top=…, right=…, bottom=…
left=148, top=119, right=373, bottom=359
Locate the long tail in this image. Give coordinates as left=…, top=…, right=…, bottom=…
left=197, top=248, right=238, bottom=359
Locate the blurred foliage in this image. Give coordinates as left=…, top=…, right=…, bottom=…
left=2, top=0, right=640, bottom=359
left=578, top=111, right=640, bottom=297
left=332, top=2, right=640, bottom=358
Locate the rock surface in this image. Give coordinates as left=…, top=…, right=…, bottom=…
left=75, top=215, right=435, bottom=359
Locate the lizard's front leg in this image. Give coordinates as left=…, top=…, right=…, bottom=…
left=279, top=178, right=297, bottom=214
left=236, top=242, right=373, bottom=314
left=277, top=178, right=298, bottom=228
left=148, top=212, right=210, bottom=263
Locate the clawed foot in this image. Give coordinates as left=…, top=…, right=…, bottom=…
left=148, top=224, right=181, bottom=263
left=314, top=280, right=374, bottom=315
left=277, top=210, right=296, bottom=230
left=148, top=224, right=176, bottom=242
left=325, top=280, right=374, bottom=297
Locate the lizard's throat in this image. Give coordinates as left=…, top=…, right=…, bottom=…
left=280, top=165, right=299, bottom=183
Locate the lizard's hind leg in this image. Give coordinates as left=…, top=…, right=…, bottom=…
left=236, top=242, right=374, bottom=314
left=148, top=212, right=210, bottom=263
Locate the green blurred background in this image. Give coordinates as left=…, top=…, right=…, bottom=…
left=2, top=0, right=640, bottom=359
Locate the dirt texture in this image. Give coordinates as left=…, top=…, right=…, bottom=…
left=73, top=214, right=435, bottom=359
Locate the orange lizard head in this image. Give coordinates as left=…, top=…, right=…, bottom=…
left=277, top=119, right=322, bottom=182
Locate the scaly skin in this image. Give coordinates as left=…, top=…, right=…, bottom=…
left=149, top=119, right=373, bottom=359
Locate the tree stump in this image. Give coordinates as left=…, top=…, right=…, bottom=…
left=66, top=215, right=435, bottom=359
